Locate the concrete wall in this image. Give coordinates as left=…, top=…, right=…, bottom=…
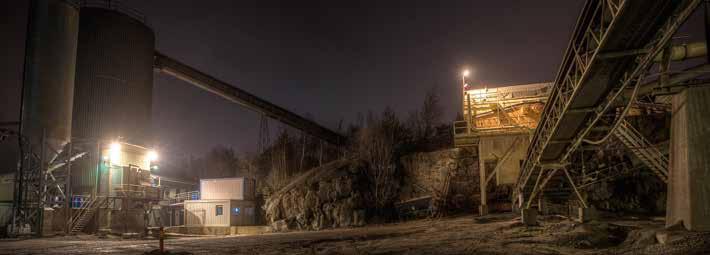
left=106, top=201, right=147, bottom=234
left=41, top=207, right=69, bottom=236
left=667, top=87, right=710, bottom=231
left=477, top=134, right=529, bottom=185
left=0, top=173, right=13, bottom=202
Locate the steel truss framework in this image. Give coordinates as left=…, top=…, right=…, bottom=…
left=9, top=129, right=87, bottom=236
left=514, top=0, right=701, bottom=209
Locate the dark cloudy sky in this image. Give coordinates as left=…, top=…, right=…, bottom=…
left=1, top=0, right=590, bottom=171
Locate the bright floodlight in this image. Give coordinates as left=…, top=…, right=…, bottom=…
left=148, top=150, right=158, bottom=162
left=109, top=142, right=121, bottom=162
left=462, top=70, right=470, bottom=77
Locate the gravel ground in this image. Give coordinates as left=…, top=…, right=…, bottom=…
left=1, top=213, right=708, bottom=255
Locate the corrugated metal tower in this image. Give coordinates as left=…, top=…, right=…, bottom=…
left=72, top=5, right=155, bottom=146
left=14, top=0, right=80, bottom=236
left=71, top=3, right=155, bottom=194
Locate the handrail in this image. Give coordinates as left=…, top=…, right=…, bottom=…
left=70, top=196, right=105, bottom=227
left=113, top=184, right=160, bottom=199
left=170, top=191, right=200, bottom=203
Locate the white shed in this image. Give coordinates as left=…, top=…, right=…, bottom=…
left=184, top=200, right=256, bottom=227
left=200, top=177, right=255, bottom=200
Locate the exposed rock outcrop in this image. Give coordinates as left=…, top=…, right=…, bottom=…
left=398, top=148, right=479, bottom=216
left=263, top=160, right=368, bottom=231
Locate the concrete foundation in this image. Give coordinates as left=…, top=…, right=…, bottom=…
left=667, top=87, right=710, bottom=231
left=479, top=204, right=489, bottom=216
left=521, top=208, right=537, bottom=226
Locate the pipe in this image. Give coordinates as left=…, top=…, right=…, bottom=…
left=654, top=42, right=707, bottom=62
left=627, top=63, right=710, bottom=99
left=598, top=42, right=707, bottom=62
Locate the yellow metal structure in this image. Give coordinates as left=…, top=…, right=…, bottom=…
left=454, top=82, right=551, bottom=147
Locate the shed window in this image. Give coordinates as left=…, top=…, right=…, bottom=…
left=216, top=205, right=223, bottom=216
left=233, top=207, right=241, bottom=215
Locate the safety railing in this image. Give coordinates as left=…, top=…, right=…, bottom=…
left=453, top=120, right=535, bottom=138
left=453, top=121, right=470, bottom=136
left=169, top=191, right=200, bottom=204
left=113, top=184, right=160, bottom=200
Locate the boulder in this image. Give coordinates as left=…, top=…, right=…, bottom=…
left=318, top=181, right=332, bottom=202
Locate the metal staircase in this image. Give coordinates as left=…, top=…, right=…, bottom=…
left=613, top=119, right=669, bottom=183
left=69, top=197, right=107, bottom=234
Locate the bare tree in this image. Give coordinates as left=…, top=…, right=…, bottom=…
left=265, top=128, right=291, bottom=191
left=356, top=111, right=400, bottom=211
left=420, top=86, right=443, bottom=139
left=191, top=145, right=239, bottom=179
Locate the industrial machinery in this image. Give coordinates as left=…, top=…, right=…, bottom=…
left=70, top=141, right=161, bottom=235
left=453, top=82, right=551, bottom=147
left=12, top=0, right=80, bottom=236
left=10, top=0, right=344, bottom=236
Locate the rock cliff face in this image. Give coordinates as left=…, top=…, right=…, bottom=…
left=264, top=160, right=367, bottom=231
left=264, top=148, right=482, bottom=231
left=399, top=148, right=480, bottom=215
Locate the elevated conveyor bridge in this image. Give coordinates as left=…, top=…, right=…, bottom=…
left=513, top=0, right=702, bottom=209
left=153, top=52, right=346, bottom=146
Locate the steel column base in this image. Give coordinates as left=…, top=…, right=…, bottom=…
left=521, top=208, right=538, bottom=226
left=479, top=204, right=489, bottom=216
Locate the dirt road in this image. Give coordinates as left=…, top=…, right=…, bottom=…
left=1, top=213, right=708, bottom=254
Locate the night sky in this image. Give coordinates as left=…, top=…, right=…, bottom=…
left=0, top=0, right=588, bottom=172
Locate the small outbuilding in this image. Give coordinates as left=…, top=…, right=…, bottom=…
left=199, top=177, right=255, bottom=200
left=183, top=177, right=257, bottom=232
left=184, top=200, right=256, bottom=227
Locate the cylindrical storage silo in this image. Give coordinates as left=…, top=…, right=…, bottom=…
left=72, top=6, right=155, bottom=146
left=17, top=0, right=79, bottom=235
left=20, top=0, right=79, bottom=154
left=71, top=5, right=155, bottom=194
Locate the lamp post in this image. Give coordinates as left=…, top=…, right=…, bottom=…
left=462, top=70, right=469, bottom=87
left=461, top=70, right=472, bottom=134
left=461, top=69, right=469, bottom=119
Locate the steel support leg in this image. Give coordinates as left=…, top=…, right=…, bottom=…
left=562, top=167, right=588, bottom=209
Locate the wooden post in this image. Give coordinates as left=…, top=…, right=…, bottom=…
left=159, top=226, right=165, bottom=252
